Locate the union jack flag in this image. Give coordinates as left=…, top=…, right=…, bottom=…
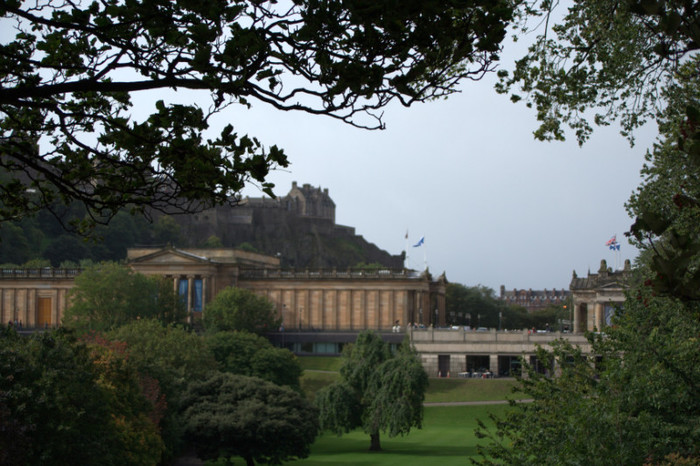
left=606, top=235, right=620, bottom=250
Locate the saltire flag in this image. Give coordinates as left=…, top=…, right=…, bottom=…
left=413, top=236, right=425, bottom=247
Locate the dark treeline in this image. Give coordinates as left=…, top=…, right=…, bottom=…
left=0, top=204, right=182, bottom=267
left=445, top=283, right=570, bottom=332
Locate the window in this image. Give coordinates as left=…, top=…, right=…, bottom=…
left=193, top=279, right=203, bottom=312
left=178, top=279, right=188, bottom=306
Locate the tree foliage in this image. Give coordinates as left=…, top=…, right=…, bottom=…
left=205, top=330, right=302, bottom=390
left=81, top=333, right=166, bottom=465
left=445, top=282, right=562, bottom=330
left=1, top=0, right=516, bottom=231
left=316, top=331, right=428, bottom=451
left=500, top=0, right=700, bottom=302
left=107, top=319, right=217, bottom=398
left=499, top=0, right=700, bottom=145
left=181, top=372, right=319, bottom=466
left=626, top=56, right=700, bottom=301
left=0, top=328, right=163, bottom=465
left=473, top=278, right=700, bottom=465
left=63, top=262, right=186, bottom=332
left=203, top=286, right=280, bottom=334
left=475, top=2, right=700, bottom=461
left=107, top=319, right=217, bottom=458
left=446, top=283, right=505, bottom=327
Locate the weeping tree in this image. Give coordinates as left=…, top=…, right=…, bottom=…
left=316, top=331, right=428, bottom=451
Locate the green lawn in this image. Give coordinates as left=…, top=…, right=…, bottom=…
left=287, top=404, right=509, bottom=465
left=292, top=356, right=519, bottom=465
left=299, top=356, right=524, bottom=403
left=297, top=356, right=344, bottom=372
left=425, top=377, right=525, bottom=403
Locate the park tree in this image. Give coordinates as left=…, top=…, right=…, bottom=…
left=203, top=286, right=281, bottom=334
left=316, top=331, right=428, bottom=451
left=81, top=333, right=166, bottom=465
left=181, top=372, right=319, bottom=466
left=499, top=0, right=700, bottom=299
left=1, top=0, right=517, bottom=232
left=205, top=330, right=302, bottom=390
left=0, top=327, right=163, bottom=466
left=446, top=283, right=510, bottom=328
left=474, top=3, right=700, bottom=459
left=63, top=262, right=186, bottom=332
left=499, top=0, right=699, bottom=145
left=107, top=318, right=218, bottom=459
left=474, top=273, right=700, bottom=465
left=626, top=56, right=700, bottom=302
left=200, top=234, right=224, bottom=248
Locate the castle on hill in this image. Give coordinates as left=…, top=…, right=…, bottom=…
left=169, top=182, right=404, bottom=270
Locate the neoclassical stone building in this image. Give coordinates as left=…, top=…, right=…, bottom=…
left=570, top=259, right=631, bottom=332
left=0, top=247, right=446, bottom=332
left=0, top=268, right=79, bottom=328
left=126, top=247, right=282, bottom=314
left=127, top=247, right=446, bottom=331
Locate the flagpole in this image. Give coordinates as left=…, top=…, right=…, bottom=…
left=404, top=230, right=409, bottom=269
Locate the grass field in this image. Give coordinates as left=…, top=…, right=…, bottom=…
left=287, top=404, right=509, bottom=465
left=298, top=356, right=523, bottom=403
left=424, top=377, right=524, bottom=403
left=297, top=356, right=344, bottom=372
left=290, top=356, right=517, bottom=464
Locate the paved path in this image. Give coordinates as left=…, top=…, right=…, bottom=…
left=425, top=399, right=533, bottom=406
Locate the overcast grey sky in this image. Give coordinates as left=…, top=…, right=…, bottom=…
left=222, top=46, right=657, bottom=292
left=3, top=6, right=657, bottom=292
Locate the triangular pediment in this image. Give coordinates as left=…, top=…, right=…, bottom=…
left=129, top=248, right=211, bottom=265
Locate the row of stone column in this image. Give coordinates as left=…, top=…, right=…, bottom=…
left=168, top=275, right=210, bottom=315
left=270, top=288, right=408, bottom=331
left=573, top=302, right=607, bottom=333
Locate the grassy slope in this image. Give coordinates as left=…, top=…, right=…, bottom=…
left=292, top=356, right=518, bottom=464
left=298, top=356, right=524, bottom=403
left=288, top=405, right=508, bottom=465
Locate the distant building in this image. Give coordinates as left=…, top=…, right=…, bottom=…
left=168, top=181, right=403, bottom=269
left=499, top=285, right=570, bottom=312
left=569, top=259, right=630, bottom=333
left=0, top=247, right=446, bottom=341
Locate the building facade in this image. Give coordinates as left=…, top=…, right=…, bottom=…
left=569, top=259, right=630, bottom=333
left=126, top=247, right=446, bottom=331
left=0, top=268, right=79, bottom=328
left=0, top=247, right=446, bottom=333
left=411, top=259, right=629, bottom=377
left=499, top=285, right=570, bottom=312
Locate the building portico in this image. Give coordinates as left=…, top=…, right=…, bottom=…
left=570, top=259, right=630, bottom=333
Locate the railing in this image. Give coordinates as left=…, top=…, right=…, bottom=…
left=239, top=268, right=420, bottom=280
left=409, top=327, right=590, bottom=344
left=0, top=268, right=82, bottom=279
